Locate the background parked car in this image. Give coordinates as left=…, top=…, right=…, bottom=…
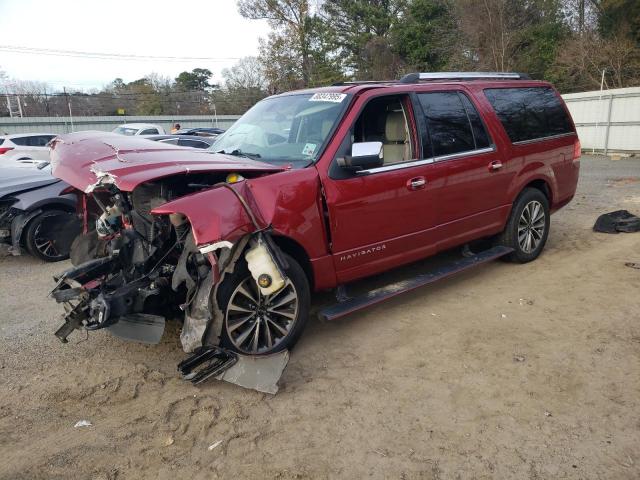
left=112, top=123, right=166, bottom=136
left=175, top=127, right=225, bottom=137
left=0, top=163, right=80, bottom=261
left=0, top=133, right=57, bottom=164
left=143, top=134, right=216, bottom=149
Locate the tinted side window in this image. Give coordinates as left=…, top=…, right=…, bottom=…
left=418, top=92, right=491, bottom=157
left=459, top=95, right=491, bottom=149
left=179, top=139, right=208, bottom=148
left=11, top=136, right=29, bottom=146
left=484, top=87, right=573, bottom=143
left=31, top=135, right=54, bottom=146
left=140, top=129, right=159, bottom=135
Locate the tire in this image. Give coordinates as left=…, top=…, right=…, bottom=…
left=217, top=253, right=310, bottom=355
left=496, top=188, right=550, bottom=263
left=24, top=210, right=81, bottom=262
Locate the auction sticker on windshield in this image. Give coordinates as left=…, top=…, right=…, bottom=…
left=302, top=143, right=317, bottom=156
left=309, top=93, right=347, bottom=103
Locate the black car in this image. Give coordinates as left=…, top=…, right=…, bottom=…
left=174, top=127, right=225, bottom=137
left=142, top=134, right=217, bottom=149
left=0, top=164, right=80, bottom=261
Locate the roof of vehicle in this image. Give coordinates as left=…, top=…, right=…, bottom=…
left=176, top=127, right=225, bottom=134
left=0, top=133, right=57, bottom=139
left=142, top=134, right=216, bottom=144
left=271, top=72, right=552, bottom=97
left=115, top=123, right=163, bottom=129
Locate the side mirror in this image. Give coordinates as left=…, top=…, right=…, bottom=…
left=337, top=141, right=383, bottom=171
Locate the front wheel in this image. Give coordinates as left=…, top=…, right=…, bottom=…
left=217, top=253, right=310, bottom=355
left=496, top=188, right=550, bottom=263
left=24, top=210, right=82, bottom=262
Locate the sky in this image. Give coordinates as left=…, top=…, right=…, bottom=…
left=0, top=0, right=271, bottom=92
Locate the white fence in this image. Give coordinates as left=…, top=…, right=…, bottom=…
left=562, top=87, right=640, bottom=154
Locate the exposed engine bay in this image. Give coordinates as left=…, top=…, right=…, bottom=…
left=50, top=171, right=290, bottom=391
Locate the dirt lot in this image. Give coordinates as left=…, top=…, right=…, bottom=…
left=1, top=155, right=639, bottom=480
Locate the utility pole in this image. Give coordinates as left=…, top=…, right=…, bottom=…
left=64, top=87, right=74, bottom=132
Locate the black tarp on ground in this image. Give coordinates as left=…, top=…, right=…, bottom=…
left=594, top=210, right=640, bottom=233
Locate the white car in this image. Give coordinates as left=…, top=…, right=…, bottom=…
left=112, top=123, right=166, bottom=136
left=0, top=133, right=57, bottom=164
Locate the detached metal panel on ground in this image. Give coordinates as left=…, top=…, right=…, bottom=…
left=0, top=115, right=240, bottom=135
left=562, top=86, right=640, bottom=154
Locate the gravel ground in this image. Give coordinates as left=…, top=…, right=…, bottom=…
left=0, top=154, right=639, bottom=479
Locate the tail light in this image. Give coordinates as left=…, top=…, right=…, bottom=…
left=573, top=139, right=581, bottom=162
left=0, top=147, right=14, bottom=155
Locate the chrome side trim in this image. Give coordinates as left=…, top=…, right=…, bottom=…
left=356, top=157, right=435, bottom=174
left=356, top=146, right=496, bottom=175
left=433, top=146, right=495, bottom=163
left=512, top=132, right=576, bottom=145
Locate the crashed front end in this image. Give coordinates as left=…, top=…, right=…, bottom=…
left=48, top=132, right=290, bottom=391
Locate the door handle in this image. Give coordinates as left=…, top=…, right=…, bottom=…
left=407, top=176, right=426, bottom=190
left=488, top=160, right=503, bottom=171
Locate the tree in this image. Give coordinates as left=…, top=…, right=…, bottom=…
left=320, top=0, right=406, bottom=79
left=220, top=57, right=268, bottom=111
left=597, top=0, right=640, bottom=45
left=175, top=68, right=214, bottom=91
left=390, top=0, right=458, bottom=73
left=454, top=0, right=567, bottom=77
left=551, top=29, right=640, bottom=91
left=238, top=0, right=315, bottom=86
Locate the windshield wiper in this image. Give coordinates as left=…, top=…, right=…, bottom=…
left=216, top=149, right=261, bottom=159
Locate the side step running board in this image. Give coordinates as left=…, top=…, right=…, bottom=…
left=178, top=347, right=238, bottom=384
left=319, top=245, right=514, bottom=322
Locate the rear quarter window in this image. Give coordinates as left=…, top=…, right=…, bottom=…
left=10, top=136, right=29, bottom=146
left=484, top=87, right=574, bottom=143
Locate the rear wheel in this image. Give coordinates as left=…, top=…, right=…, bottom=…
left=24, top=210, right=82, bottom=262
left=217, top=253, right=310, bottom=355
left=496, top=188, right=550, bottom=263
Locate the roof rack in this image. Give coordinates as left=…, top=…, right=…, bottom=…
left=331, top=79, right=397, bottom=86
left=399, top=72, right=530, bottom=83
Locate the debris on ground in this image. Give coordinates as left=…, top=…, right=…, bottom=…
left=74, top=420, right=92, bottom=428
left=594, top=210, right=640, bottom=233
left=208, top=440, right=223, bottom=451
left=513, top=354, right=526, bottom=362
left=625, top=262, right=640, bottom=269
left=519, top=298, right=534, bottom=306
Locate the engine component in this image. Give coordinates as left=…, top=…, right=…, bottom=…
left=96, top=204, right=122, bottom=237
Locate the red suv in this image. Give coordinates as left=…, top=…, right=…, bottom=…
left=50, top=72, right=580, bottom=359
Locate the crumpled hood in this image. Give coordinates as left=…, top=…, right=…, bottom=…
left=0, top=164, right=59, bottom=198
left=50, top=131, right=284, bottom=193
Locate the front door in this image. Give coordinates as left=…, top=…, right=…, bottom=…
left=320, top=93, right=439, bottom=283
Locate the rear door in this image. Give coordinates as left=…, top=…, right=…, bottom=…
left=413, top=89, right=514, bottom=249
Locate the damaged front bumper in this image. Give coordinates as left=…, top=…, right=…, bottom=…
left=0, top=204, right=32, bottom=255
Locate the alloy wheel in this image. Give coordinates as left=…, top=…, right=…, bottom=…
left=225, top=277, right=299, bottom=354
left=517, top=200, right=546, bottom=254
left=33, top=223, right=63, bottom=260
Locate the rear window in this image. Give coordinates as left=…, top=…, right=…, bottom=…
left=484, top=87, right=574, bottom=143
left=11, top=135, right=55, bottom=147
left=0, top=139, right=4, bottom=146
left=417, top=91, right=491, bottom=157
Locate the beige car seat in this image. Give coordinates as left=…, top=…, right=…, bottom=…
left=383, top=110, right=410, bottom=164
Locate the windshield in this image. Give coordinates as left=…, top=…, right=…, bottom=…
left=210, top=93, right=348, bottom=166
left=112, top=127, right=139, bottom=136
